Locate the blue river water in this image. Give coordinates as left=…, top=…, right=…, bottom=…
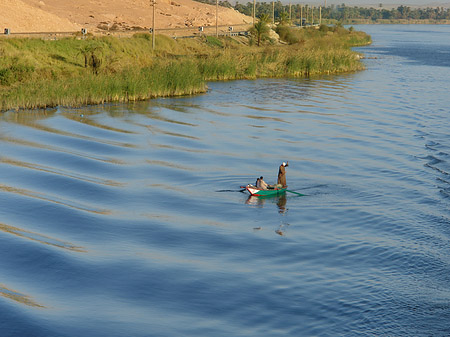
left=1, top=25, right=449, bottom=336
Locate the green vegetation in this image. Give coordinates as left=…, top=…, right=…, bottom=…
left=250, top=14, right=271, bottom=46
left=321, top=4, right=450, bottom=23
left=198, top=0, right=450, bottom=25
left=0, top=27, right=370, bottom=111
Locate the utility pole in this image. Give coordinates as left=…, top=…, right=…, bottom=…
left=289, top=3, right=292, bottom=22
left=216, top=0, right=218, bottom=37
left=305, top=5, right=308, bottom=26
left=272, top=1, right=275, bottom=24
left=300, top=5, right=303, bottom=27
left=151, top=0, right=156, bottom=49
left=253, top=0, right=256, bottom=25
left=312, top=6, right=314, bottom=25
left=319, top=6, right=322, bottom=25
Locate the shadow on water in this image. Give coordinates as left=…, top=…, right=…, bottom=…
left=245, top=194, right=290, bottom=236
left=245, top=194, right=288, bottom=214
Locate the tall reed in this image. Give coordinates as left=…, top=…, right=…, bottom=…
left=1, top=61, right=206, bottom=110
left=0, top=28, right=370, bottom=111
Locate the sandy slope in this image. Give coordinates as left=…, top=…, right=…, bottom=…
left=0, top=0, right=80, bottom=32
left=1, top=0, right=252, bottom=33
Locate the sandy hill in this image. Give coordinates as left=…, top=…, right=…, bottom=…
left=1, top=0, right=252, bottom=33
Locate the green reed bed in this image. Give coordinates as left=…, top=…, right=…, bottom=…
left=1, top=62, right=206, bottom=110
left=283, top=49, right=365, bottom=76
left=0, top=27, right=370, bottom=111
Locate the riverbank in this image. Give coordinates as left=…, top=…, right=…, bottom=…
left=323, top=18, right=450, bottom=25
left=0, top=27, right=371, bottom=111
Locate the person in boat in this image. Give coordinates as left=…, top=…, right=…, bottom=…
left=277, top=161, right=289, bottom=188
left=258, top=176, right=269, bottom=190
left=255, top=177, right=260, bottom=188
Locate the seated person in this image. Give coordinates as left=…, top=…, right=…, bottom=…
left=258, top=176, right=268, bottom=190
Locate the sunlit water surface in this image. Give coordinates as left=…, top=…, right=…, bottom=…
left=1, top=25, right=450, bottom=336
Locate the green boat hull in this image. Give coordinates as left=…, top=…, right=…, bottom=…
left=245, top=185, right=287, bottom=197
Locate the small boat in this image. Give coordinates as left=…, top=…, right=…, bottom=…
left=244, top=184, right=287, bottom=197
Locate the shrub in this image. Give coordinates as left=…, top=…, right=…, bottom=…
left=206, top=36, right=223, bottom=48
left=0, top=64, right=35, bottom=85
left=275, top=25, right=299, bottom=44
left=319, top=24, right=329, bottom=32
left=133, top=33, right=152, bottom=41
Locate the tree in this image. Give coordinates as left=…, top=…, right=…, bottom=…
left=250, top=15, right=271, bottom=46
left=78, top=44, right=103, bottom=74
left=278, top=11, right=290, bottom=25
left=259, top=13, right=270, bottom=23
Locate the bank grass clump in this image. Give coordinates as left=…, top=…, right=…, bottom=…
left=276, top=25, right=300, bottom=45
left=284, top=48, right=364, bottom=76
left=0, top=27, right=370, bottom=111
left=1, top=60, right=206, bottom=110
left=205, top=36, right=224, bottom=48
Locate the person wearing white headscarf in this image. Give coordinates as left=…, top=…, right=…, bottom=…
left=277, top=162, right=288, bottom=187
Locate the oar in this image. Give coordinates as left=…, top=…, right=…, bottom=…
left=286, top=189, right=306, bottom=196
left=216, top=188, right=246, bottom=192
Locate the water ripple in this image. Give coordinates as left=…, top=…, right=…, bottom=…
left=1, top=25, right=450, bottom=337
left=0, top=156, right=124, bottom=187
left=0, top=134, right=127, bottom=165
left=0, top=222, right=85, bottom=252
left=0, top=184, right=111, bottom=215
left=0, top=284, right=44, bottom=308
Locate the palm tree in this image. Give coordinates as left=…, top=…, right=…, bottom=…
left=78, top=44, right=103, bottom=74
left=250, top=15, right=271, bottom=46
left=278, top=11, right=290, bottom=26
left=78, top=45, right=92, bottom=69
left=259, top=13, right=270, bottom=24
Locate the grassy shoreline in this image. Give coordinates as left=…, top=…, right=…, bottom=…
left=324, top=18, right=450, bottom=25
left=0, top=27, right=371, bottom=111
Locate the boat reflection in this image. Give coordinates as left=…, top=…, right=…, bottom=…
left=245, top=194, right=287, bottom=213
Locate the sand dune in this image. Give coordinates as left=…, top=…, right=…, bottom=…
left=1, top=0, right=252, bottom=33
left=0, top=0, right=80, bottom=32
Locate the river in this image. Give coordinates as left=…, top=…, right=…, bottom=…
left=1, top=24, right=449, bottom=336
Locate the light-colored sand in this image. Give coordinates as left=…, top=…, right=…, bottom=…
left=0, top=0, right=252, bottom=33
left=0, top=0, right=80, bottom=32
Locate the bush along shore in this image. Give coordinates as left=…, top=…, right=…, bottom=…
left=0, top=25, right=371, bottom=111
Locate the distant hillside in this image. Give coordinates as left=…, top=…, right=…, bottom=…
left=0, top=0, right=252, bottom=33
